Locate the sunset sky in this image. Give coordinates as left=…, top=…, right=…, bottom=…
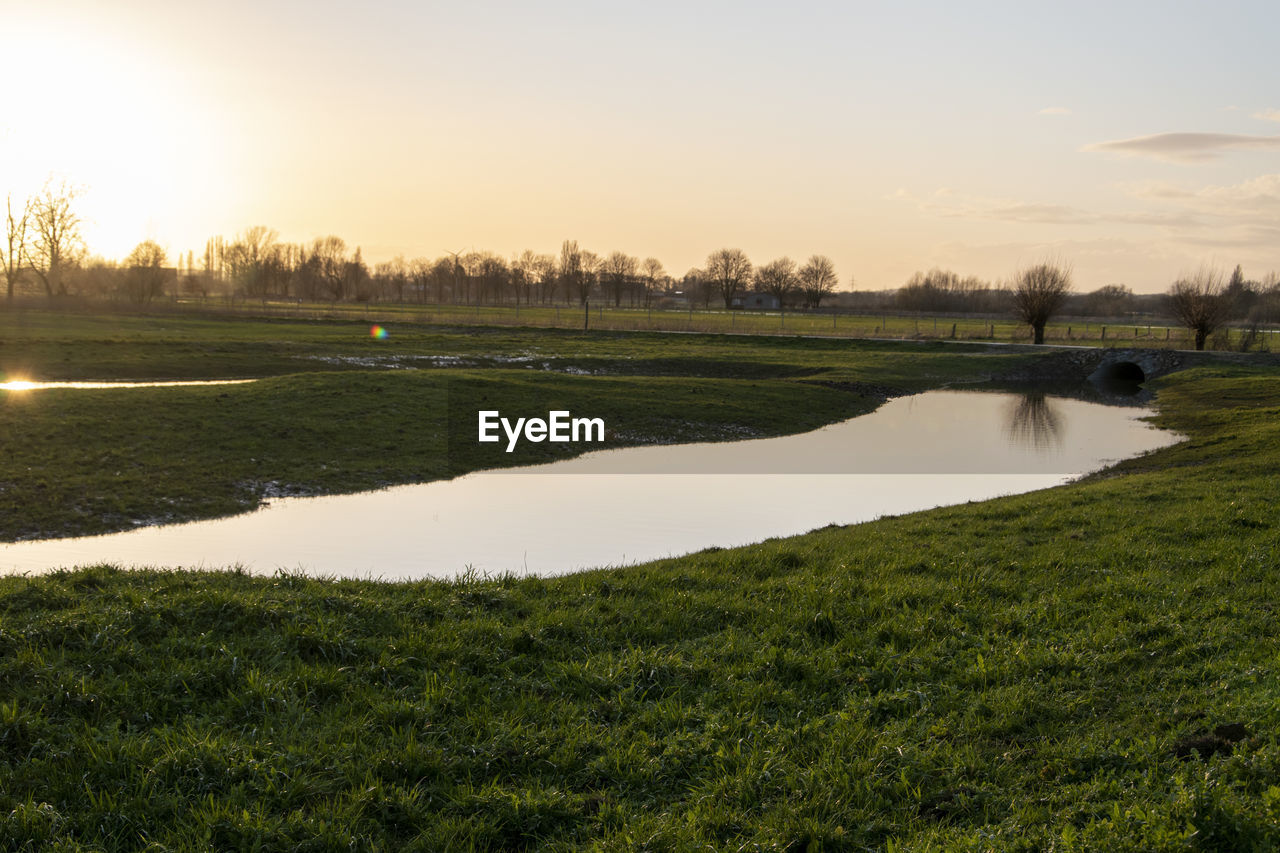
left=4, top=0, right=1279, bottom=292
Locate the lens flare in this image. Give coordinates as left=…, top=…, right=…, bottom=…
left=370, top=325, right=388, bottom=340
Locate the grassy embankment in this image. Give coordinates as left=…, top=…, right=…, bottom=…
left=1, top=310, right=1278, bottom=849
left=0, top=310, right=1034, bottom=540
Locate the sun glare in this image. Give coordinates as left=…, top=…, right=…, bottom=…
left=0, top=12, right=231, bottom=260
left=2, top=380, right=37, bottom=392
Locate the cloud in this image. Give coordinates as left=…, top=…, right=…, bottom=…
left=1124, top=174, right=1280, bottom=216
left=1116, top=173, right=1280, bottom=250
left=890, top=189, right=1199, bottom=228
left=1254, top=108, right=1280, bottom=122
left=1081, top=132, right=1280, bottom=163
left=1037, top=107, right=1072, bottom=115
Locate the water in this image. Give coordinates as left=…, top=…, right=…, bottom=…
left=0, top=390, right=1180, bottom=580
left=0, top=380, right=255, bottom=391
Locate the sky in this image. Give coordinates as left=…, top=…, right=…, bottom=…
left=3, top=0, right=1279, bottom=293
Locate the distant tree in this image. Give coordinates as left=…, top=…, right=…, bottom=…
left=1228, top=264, right=1245, bottom=290
left=26, top=181, right=85, bottom=299
left=1168, top=269, right=1232, bottom=351
left=408, top=257, right=433, bottom=303
left=898, top=268, right=959, bottom=312
left=1252, top=272, right=1280, bottom=324
left=681, top=268, right=713, bottom=308
left=641, top=257, right=665, bottom=307
left=798, top=255, right=838, bottom=308
left=898, top=268, right=993, bottom=313
left=1011, top=262, right=1072, bottom=344
left=202, top=236, right=225, bottom=290
left=511, top=250, right=537, bottom=305
left=482, top=253, right=511, bottom=304
left=530, top=254, right=556, bottom=303
left=755, top=257, right=797, bottom=308
left=2, top=194, right=30, bottom=304
left=309, top=236, right=349, bottom=300
left=224, top=226, right=280, bottom=298
left=123, top=240, right=169, bottom=304
left=425, top=256, right=456, bottom=303
left=601, top=251, right=638, bottom=306
left=705, top=248, right=752, bottom=308
left=346, top=247, right=373, bottom=302
left=77, top=257, right=119, bottom=299
left=559, top=240, right=586, bottom=304
left=580, top=250, right=600, bottom=305
left=1079, top=284, right=1132, bottom=318
left=375, top=256, right=409, bottom=302
left=1223, top=264, right=1258, bottom=319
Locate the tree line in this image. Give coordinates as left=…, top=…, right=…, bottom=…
left=1, top=185, right=845, bottom=310
left=2, top=183, right=1275, bottom=349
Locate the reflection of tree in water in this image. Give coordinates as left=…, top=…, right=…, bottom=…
left=1005, top=392, right=1065, bottom=451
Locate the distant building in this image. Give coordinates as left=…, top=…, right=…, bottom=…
left=731, top=291, right=780, bottom=310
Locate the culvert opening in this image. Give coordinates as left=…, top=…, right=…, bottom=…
left=1104, top=361, right=1146, bottom=383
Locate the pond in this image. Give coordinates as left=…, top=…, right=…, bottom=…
left=0, top=390, right=1180, bottom=580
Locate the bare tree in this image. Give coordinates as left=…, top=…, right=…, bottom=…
left=375, top=256, right=409, bottom=302
left=346, top=247, right=373, bottom=302
left=640, top=257, right=664, bottom=307
left=472, top=252, right=508, bottom=304
left=1169, top=269, right=1232, bottom=351
left=1011, top=262, right=1072, bottom=344
left=559, top=240, right=584, bottom=304
left=123, top=240, right=169, bottom=304
left=26, top=181, right=85, bottom=299
left=582, top=251, right=601, bottom=304
left=511, top=250, right=537, bottom=305
left=3, top=195, right=30, bottom=304
left=1078, top=284, right=1133, bottom=318
left=532, top=254, right=556, bottom=303
left=755, top=257, right=797, bottom=308
left=309, top=236, right=349, bottom=301
left=601, top=251, right=638, bottom=306
left=682, top=268, right=713, bottom=308
left=223, top=226, right=280, bottom=298
left=408, top=257, right=433, bottom=303
left=798, top=255, right=838, bottom=309
left=705, top=248, right=752, bottom=308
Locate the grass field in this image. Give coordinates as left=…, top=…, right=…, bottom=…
left=1, top=309, right=1278, bottom=850
left=44, top=294, right=1280, bottom=350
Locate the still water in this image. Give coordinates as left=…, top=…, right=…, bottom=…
left=0, top=390, right=1180, bottom=580
left=0, top=379, right=255, bottom=391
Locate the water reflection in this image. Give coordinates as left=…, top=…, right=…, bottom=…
left=1005, top=393, right=1065, bottom=451
left=0, top=379, right=256, bottom=391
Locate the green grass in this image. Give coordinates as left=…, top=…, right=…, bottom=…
left=131, top=295, right=1277, bottom=350
left=1, top=310, right=1279, bottom=849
